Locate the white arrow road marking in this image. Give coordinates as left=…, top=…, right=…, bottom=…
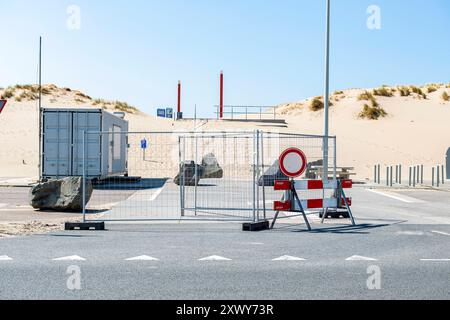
left=126, top=255, right=160, bottom=261
left=420, top=259, right=450, bottom=262
left=432, top=231, right=450, bottom=236
left=346, top=255, right=378, bottom=261
left=53, top=255, right=86, bottom=261
left=366, top=189, right=425, bottom=203
left=199, top=255, right=232, bottom=261
left=0, top=255, right=13, bottom=261
left=272, top=255, right=307, bottom=261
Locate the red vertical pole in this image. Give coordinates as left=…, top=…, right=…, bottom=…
left=177, top=81, right=181, bottom=114
left=220, top=71, right=224, bottom=119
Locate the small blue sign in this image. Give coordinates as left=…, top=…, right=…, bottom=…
left=141, top=139, right=147, bottom=150
left=166, top=108, right=173, bottom=119
left=157, top=109, right=166, bottom=118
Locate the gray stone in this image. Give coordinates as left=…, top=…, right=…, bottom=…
left=258, top=160, right=289, bottom=186
left=201, top=153, right=224, bottom=179
left=174, top=161, right=204, bottom=186
left=30, top=177, right=93, bottom=212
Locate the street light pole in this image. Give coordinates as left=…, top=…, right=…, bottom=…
left=323, top=0, right=331, bottom=182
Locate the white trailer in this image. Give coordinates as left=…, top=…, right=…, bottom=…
left=42, top=108, right=129, bottom=180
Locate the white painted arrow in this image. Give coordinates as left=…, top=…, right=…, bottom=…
left=199, top=255, right=232, bottom=261
left=346, top=255, right=378, bottom=261
left=126, top=255, right=159, bottom=261
left=0, top=255, right=13, bottom=261
left=272, top=255, right=306, bottom=261
left=52, top=255, right=86, bottom=261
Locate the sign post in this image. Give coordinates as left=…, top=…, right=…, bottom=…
left=141, top=139, right=148, bottom=161
left=0, top=100, right=7, bottom=114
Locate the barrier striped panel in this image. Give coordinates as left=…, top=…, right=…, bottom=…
left=274, top=180, right=353, bottom=191
left=274, top=197, right=352, bottom=212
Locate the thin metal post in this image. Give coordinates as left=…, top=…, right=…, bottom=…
left=432, top=167, right=435, bottom=187
left=386, top=167, right=389, bottom=187
left=421, top=165, right=424, bottom=185
left=413, top=166, right=416, bottom=188
left=333, top=137, right=337, bottom=183
left=38, top=36, right=43, bottom=181
left=323, top=0, right=331, bottom=184
left=409, top=167, right=412, bottom=187
left=399, top=165, right=402, bottom=185
left=260, top=131, right=267, bottom=221
left=194, top=133, right=198, bottom=216
left=442, top=165, right=445, bottom=184
left=378, top=164, right=381, bottom=184
left=256, top=131, right=261, bottom=222
left=437, top=165, right=440, bottom=188
left=82, top=131, right=86, bottom=223
left=374, top=165, right=377, bottom=184
left=390, top=166, right=393, bottom=187
left=252, top=131, right=257, bottom=222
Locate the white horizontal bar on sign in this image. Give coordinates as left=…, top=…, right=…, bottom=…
left=293, top=180, right=338, bottom=190
left=291, top=198, right=339, bottom=210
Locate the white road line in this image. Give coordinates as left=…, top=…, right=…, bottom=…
left=346, top=255, right=378, bottom=261
left=432, top=231, right=450, bottom=236
left=420, top=259, right=450, bottom=262
left=52, top=255, right=86, bottom=261
left=272, top=255, right=306, bottom=261
left=126, top=255, right=160, bottom=261
left=199, top=255, right=232, bottom=261
left=0, top=255, right=13, bottom=261
left=366, top=189, right=425, bottom=203
left=396, top=231, right=425, bottom=236
left=0, top=203, right=8, bottom=209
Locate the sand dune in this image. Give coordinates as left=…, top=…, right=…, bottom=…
left=1, top=83, right=449, bottom=180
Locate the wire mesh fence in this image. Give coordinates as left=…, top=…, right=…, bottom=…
left=82, top=131, right=336, bottom=223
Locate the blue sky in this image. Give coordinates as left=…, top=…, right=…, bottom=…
left=1, top=0, right=449, bottom=117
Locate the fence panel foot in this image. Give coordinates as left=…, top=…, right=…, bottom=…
left=65, top=222, right=106, bottom=231
left=243, top=221, right=270, bottom=232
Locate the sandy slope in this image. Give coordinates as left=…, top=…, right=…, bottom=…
left=1, top=84, right=449, bottom=180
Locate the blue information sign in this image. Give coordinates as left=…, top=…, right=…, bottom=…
left=141, top=139, right=147, bottom=150
left=166, top=108, right=173, bottom=119
left=157, top=109, right=166, bottom=118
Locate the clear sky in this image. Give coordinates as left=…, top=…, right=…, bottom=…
left=1, top=0, right=449, bottom=117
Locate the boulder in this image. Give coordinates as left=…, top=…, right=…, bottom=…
left=258, top=160, right=289, bottom=186
left=201, top=153, right=224, bottom=179
left=30, top=177, right=93, bottom=212
left=174, top=161, right=204, bottom=186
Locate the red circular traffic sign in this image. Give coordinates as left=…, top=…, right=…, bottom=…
left=279, top=148, right=307, bottom=178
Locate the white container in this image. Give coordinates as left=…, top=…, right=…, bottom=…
left=42, top=108, right=129, bottom=179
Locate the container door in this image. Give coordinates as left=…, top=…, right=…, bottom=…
left=42, top=111, right=72, bottom=177
left=72, top=111, right=102, bottom=177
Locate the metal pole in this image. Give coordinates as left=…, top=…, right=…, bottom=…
left=38, top=36, right=43, bottom=181
left=436, top=166, right=441, bottom=188
left=82, top=131, right=86, bottom=223
left=442, top=165, right=445, bottom=184
left=374, top=165, right=377, bottom=184
left=260, top=131, right=267, bottom=221
left=432, top=167, right=435, bottom=187
left=390, top=166, right=393, bottom=187
left=409, top=167, right=412, bottom=187
left=256, top=131, right=261, bottom=223
left=220, top=71, right=224, bottom=119
left=413, top=166, right=416, bottom=188
left=421, top=165, right=424, bottom=185
left=323, top=0, right=331, bottom=183
left=194, top=133, right=198, bottom=216
left=252, top=131, right=257, bottom=222
left=177, top=81, right=181, bottom=116
left=386, top=167, right=389, bottom=187
left=399, top=165, right=402, bottom=185
left=378, top=164, right=381, bottom=184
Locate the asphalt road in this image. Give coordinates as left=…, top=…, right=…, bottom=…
left=1, top=185, right=450, bottom=300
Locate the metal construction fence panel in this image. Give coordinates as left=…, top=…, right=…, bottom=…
left=81, top=131, right=336, bottom=223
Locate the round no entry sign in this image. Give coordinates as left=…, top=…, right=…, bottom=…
left=279, top=148, right=307, bottom=178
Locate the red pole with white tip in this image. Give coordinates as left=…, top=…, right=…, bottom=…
left=220, top=71, right=224, bottom=119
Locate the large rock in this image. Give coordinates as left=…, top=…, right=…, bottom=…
left=201, top=153, right=224, bottom=179
left=174, top=161, right=204, bottom=186
left=258, top=160, right=289, bottom=186
left=30, top=177, right=93, bottom=212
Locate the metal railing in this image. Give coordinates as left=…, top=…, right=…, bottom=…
left=214, top=106, right=279, bottom=120
left=373, top=164, right=446, bottom=188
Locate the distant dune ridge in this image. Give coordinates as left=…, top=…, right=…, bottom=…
left=0, top=83, right=449, bottom=180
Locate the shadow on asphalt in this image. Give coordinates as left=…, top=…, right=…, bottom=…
left=274, top=223, right=391, bottom=235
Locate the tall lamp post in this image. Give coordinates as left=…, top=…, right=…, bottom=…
left=323, top=0, right=331, bottom=182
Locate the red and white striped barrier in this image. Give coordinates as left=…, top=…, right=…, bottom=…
left=273, top=179, right=353, bottom=212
